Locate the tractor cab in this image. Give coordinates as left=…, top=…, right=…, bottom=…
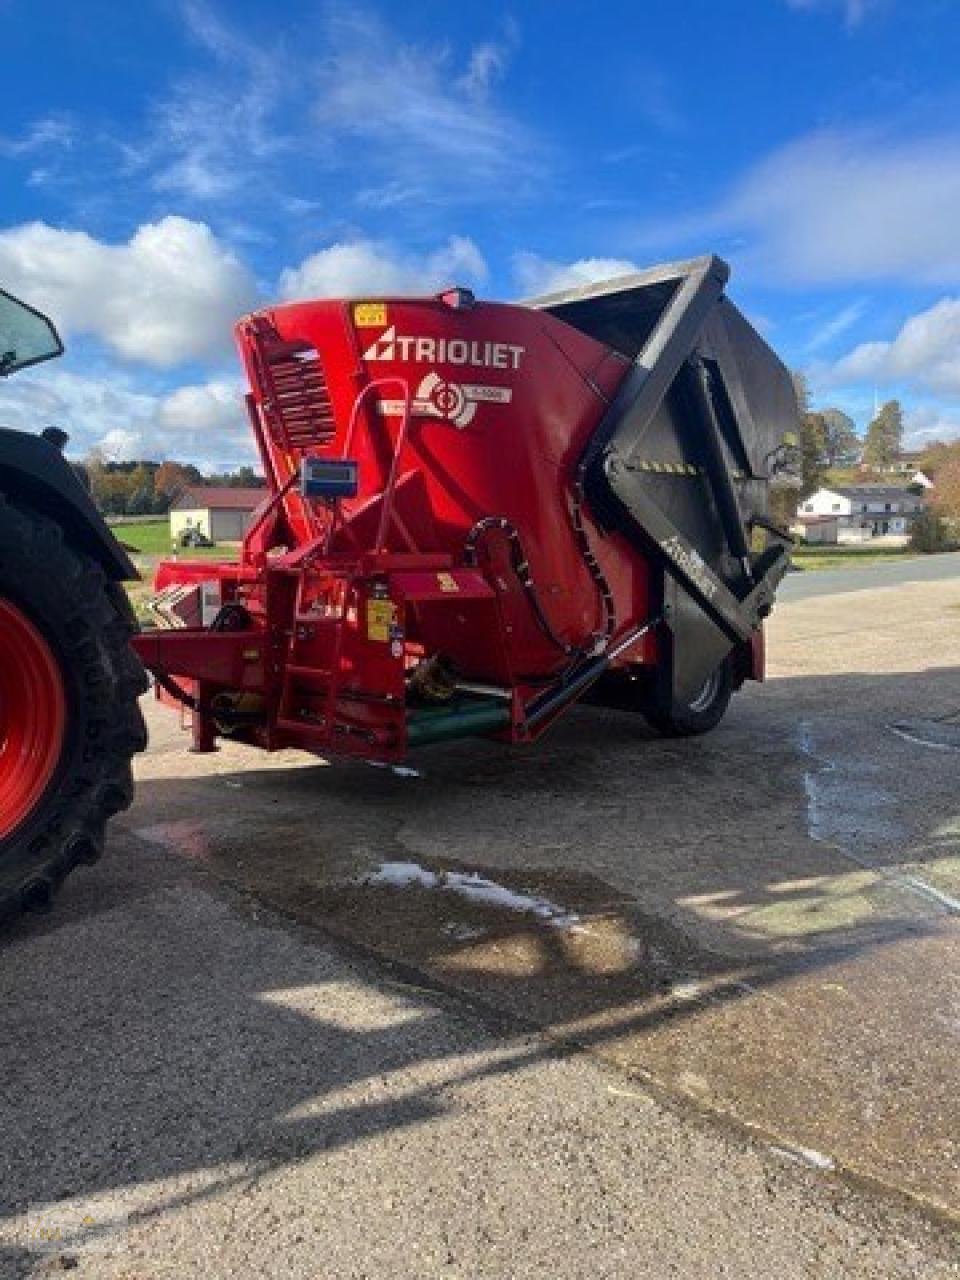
left=0, top=288, right=63, bottom=378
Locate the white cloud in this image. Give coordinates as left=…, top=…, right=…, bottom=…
left=126, top=4, right=539, bottom=212
left=159, top=380, right=244, bottom=433
left=314, top=9, right=542, bottom=205
left=0, top=116, right=74, bottom=158
left=635, top=129, right=960, bottom=286
left=0, top=368, right=253, bottom=469
left=0, top=217, right=257, bottom=367
left=142, top=0, right=289, bottom=200
left=805, top=299, right=868, bottom=352
left=784, top=0, right=881, bottom=27
left=279, top=237, right=488, bottom=300
left=458, top=42, right=508, bottom=100
left=830, top=298, right=960, bottom=394
left=456, top=25, right=518, bottom=102
left=903, top=403, right=960, bottom=448
left=513, top=252, right=640, bottom=297
left=95, top=428, right=145, bottom=463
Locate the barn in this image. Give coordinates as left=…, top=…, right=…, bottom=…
left=169, top=486, right=265, bottom=545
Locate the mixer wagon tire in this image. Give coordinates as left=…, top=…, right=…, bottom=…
left=643, top=655, right=734, bottom=738
left=0, top=496, right=147, bottom=920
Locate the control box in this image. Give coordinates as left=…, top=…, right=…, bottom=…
left=301, top=457, right=359, bottom=500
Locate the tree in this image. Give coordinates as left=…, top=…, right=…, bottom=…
left=155, top=460, right=201, bottom=506
left=799, top=411, right=829, bottom=499
left=910, top=510, right=952, bottom=553
left=918, top=439, right=960, bottom=481
left=819, top=408, right=860, bottom=467
left=791, top=371, right=829, bottom=499
left=862, top=399, right=903, bottom=468
left=929, top=454, right=960, bottom=522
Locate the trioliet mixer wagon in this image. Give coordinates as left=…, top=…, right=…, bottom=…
left=133, top=255, right=798, bottom=761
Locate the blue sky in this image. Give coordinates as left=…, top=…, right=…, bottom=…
left=2, top=0, right=959, bottom=467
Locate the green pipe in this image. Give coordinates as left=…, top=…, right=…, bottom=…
left=406, top=702, right=510, bottom=748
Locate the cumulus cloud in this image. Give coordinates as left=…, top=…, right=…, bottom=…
left=513, top=252, right=640, bottom=297
left=830, top=298, right=960, bottom=394
left=635, top=129, right=960, bottom=286
left=158, top=380, right=242, bottom=432
left=0, top=368, right=253, bottom=469
left=279, top=237, right=488, bottom=300
left=0, top=217, right=257, bottom=366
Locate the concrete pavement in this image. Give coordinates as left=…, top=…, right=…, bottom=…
left=1, top=825, right=957, bottom=1277
left=2, top=567, right=960, bottom=1274
left=780, top=548, right=960, bottom=601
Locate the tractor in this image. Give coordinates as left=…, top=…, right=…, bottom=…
left=0, top=288, right=146, bottom=917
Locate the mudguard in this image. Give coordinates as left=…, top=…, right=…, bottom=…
left=0, top=427, right=136, bottom=580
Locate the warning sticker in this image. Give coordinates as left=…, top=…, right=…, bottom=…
left=366, top=598, right=396, bottom=642
left=353, top=302, right=388, bottom=328
left=437, top=572, right=459, bottom=593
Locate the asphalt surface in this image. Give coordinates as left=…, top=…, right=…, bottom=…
left=2, top=566, right=960, bottom=1276
left=780, top=549, right=960, bottom=600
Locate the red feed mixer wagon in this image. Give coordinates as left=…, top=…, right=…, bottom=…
left=133, top=255, right=798, bottom=761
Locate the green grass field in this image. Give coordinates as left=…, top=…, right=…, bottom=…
left=790, top=544, right=917, bottom=572
left=109, top=518, right=230, bottom=559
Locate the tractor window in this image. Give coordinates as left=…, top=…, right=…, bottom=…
left=0, top=288, right=63, bottom=376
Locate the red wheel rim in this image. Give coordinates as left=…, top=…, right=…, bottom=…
left=0, top=599, right=67, bottom=840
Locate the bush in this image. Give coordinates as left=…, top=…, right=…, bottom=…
left=909, top=511, right=953, bottom=553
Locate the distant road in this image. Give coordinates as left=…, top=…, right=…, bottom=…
left=779, top=551, right=960, bottom=602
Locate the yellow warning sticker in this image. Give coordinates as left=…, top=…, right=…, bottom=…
left=353, top=302, right=387, bottom=327
left=366, top=598, right=395, bottom=642
left=437, top=572, right=460, bottom=593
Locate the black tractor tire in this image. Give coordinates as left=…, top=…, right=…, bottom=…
left=0, top=496, right=147, bottom=919
left=642, top=654, right=734, bottom=738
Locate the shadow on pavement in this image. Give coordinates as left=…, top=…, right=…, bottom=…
left=2, top=665, right=959, bottom=1260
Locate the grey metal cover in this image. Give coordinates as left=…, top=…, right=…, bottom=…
left=530, top=255, right=798, bottom=701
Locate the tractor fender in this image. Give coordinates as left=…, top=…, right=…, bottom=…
left=0, top=427, right=136, bottom=580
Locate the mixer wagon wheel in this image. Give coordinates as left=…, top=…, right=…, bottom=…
left=0, top=496, right=147, bottom=919
left=642, top=654, right=734, bottom=738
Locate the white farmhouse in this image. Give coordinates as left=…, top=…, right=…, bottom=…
left=798, top=484, right=924, bottom=542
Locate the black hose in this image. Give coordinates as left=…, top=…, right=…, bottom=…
left=464, top=516, right=579, bottom=656
left=464, top=495, right=616, bottom=661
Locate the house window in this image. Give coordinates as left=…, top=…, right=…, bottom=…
left=885, top=503, right=892, bottom=511
left=832, top=502, right=841, bottom=511
left=803, top=502, right=814, bottom=512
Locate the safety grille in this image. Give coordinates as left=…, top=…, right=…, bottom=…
left=246, top=319, right=336, bottom=453
left=265, top=350, right=336, bottom=451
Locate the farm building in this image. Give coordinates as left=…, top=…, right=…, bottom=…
left=169, top=486, right=265, bottom=544
left=798, top=484, right=924, bottom=542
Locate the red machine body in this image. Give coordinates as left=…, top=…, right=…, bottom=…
left=134, top=258, right=796, bottom=761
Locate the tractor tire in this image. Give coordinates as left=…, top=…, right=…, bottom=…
left=642, top=655, right=734, bottom=738
left=0, top=496, right=147, bottom=919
